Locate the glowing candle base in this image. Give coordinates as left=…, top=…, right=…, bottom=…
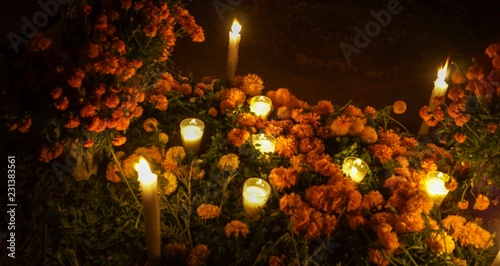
left=252, top=134, right=276, bottom=153
left=243, top=178, right=271, bottom=218
left=423, top=171, right=450, bottom=207
left=180, top=118, right=205, bottom=156
left=249, top=96, right=272, bottom=118
left=342, top=157, right=369, bottom=183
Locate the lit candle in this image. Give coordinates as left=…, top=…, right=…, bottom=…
left=227, top=19, right=241, bottom=81
left=180, top=118, right=205, bottom=155
left=135, top=157, right=161, bottom=266
left=242, top=178, right=271, bottom=217
left=418, top=59, right=449, bottom=135
left=342, top=157, right=369, bottom=183
left=252, top=134, right=276, bottom=153
left=423, top=171, right=450, bottom=207
left=249, top=96, right=272, bottom=118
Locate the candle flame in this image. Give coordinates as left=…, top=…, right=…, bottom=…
left=231, top=19, right=241, bottom=35
left=436, top=58, right=449, bottom=87
left=135, top=157, right=156, bottom=185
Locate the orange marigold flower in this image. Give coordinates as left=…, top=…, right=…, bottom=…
left=64, top=117, right=80, bottom=129
left=143, top=24, right=157, bottom=37
left=487, top=122, right=498, bottom=134
left=394, top=212, right=425, bottom=233
left=392, top=101, right=406, bottom=114
left=269, top=167, right=298, bottom=192
left=68, top=68, right=85, bottom=89
left=179, top=83, right=192, bottom=96
left=186, top=244, right=210, bottom=266
left=208, top=107, right=218, bottom=117
left=342, top=105, right=364, bottom=117
left=368, top=248, right=390, bottom=266
left=106, top=161, right=122, bottom=183
left=227, top=128, right=250, bottom=148
left=111, top=134, right=127, bottom=146
left=80, top=104, right=96, bottom=118
left=314, top=100, right=334, bottom=115
left=275, top=135, right=297, bottom=158
left=83, top=139, right=94, bottom=148
left=375, top=223, right=400, bottom=251
left=217, top=153, right=240, bottom=172
left=364, top=106, right=377, bottom=118
left=143, top=118, right=158, bottom=132
left=473, top=194, right=490, bottom=210
left=18, top=118, right=32, bottom=133
left=348, top=116, right=366, bottom=135
left=360, top=126, right=378, bottom=144
left=28, top=32, right=52, bottom=52
left=39, top=142, right=64, bottom=163
left=163, top=242, right=188, bottom=262
left=361, top=190, right=385, bottom=211
left=87, top=116, right=107, bottom=132
left=291, top=207, right=323, bottom=240
left=451, top=69, right=466, bottom=85
left=329, top=115, right=351, bottom=136
left=115, top=116, right=131, bottom=131
left=466, top=65, right=484, bottom=80
left=232, top=74, right=264, bottom=96
left=268, top=256, right=286, bottom=266
left=454, top=132, right=466, bottom=143
left=458, top=200, right=469, bottom=210
left=220, top=99, right=236, bottom=115
left=196, top=204, right=220, bottom=219
left=458, top=221, right=494, bottom=249
left=279, top=193, right=304, bottom=215
left=347, top=213, right=366, bottom=230
left=105, top=94, right=120, bottom=108
left=445, top=177, right=458, bottom=192
left=425, top=232, right=455, bottom=255
left=151, top=95, right=169, bottom=111
left=121, top=153, right=139, bottom=178
left=290, top=124, right=314, bottom=139
left=51, top=86, right=63, bottom=99
left=224, top=220, right=250, bottom=238
left=121, top=0, right=132, bottom=9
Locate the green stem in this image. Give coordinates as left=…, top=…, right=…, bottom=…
left=384, top=114, right=409, bottom=133
left=400, top=245, right=419, bottom=266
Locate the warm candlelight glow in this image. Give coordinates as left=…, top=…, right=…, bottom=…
left=418, top=58, right=449, bottom=135
left=423, top=171, right=450, bottom=207
left=134, top=157, right=161, bottom=266
left=230, top=19, right=241, bottom=38
left=252, top=134, right=276, bottom=153
left=180, top=118, right=205, bottom=155
left=342, top=157, right=369, bottom=183
left=135, top=157, right=156, bottom=185
left=242, top=178, right=271, bottom=217
left=227, top=18, right=241, bottom=81
left=249, top=96, right=272, bottom=118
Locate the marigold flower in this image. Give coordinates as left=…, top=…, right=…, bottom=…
left=143, top=118, right=158, bottom=132
left=314, top=100, right=334, bottom=115
left=473, top=194, right=490, bottom=210
left=51, top=86, right=63, bottom=99
left=368, top=248, right=390, bottom=266
left=17, top=118, right=32, bottom=133
left=106, top=161, right=121, bottom=183
left=268, top=256, right=286, bottom=266
left=329, top=115, right=351, bottom=136
left=363, top=106, right=377, bottom=118
left=28, top=32, right=52, bottom=52
left=39, top=142, right=64, bottom=163
left=115, top=116, right=131, bottom=131
left=151, top=94, right=169, bottom=111
left=392, top=101, right=406, bottom=114
left=83, top=139, right=94, bottom=148
left=458, top=200, right=469, bottom=210
left=186, top=244, right=210, bottom=266
left=121, top=0, right=132, bottom=9
left=291, top=207, right=324, bottom=240
left=360, top=126, right=378, bottom=144
left=375, top=223, right=400, bottom=251
left=225, top=220, right=250, bottom=238
left=394, top=212, right=425, bottom=233
left=111, top=134, right=127, bottom=146
left=87, top=116, right=107, bottom=132
left=227, top=128, right=250, bottom=148
left=164, top=242, right=188, bottom=262
left=217, top=153, right=240, bottom=172
left=220, top=99, right=235, bottom=115
left=487, top=122, right=498, bottom=134
left=466, top=65, right=484, bottom=80
left=163, top=171, right=178, bottom=195
left=275, top=135, right=297, bottom=158
left=196, top=204, right=220, bottom=219
left=458, top=221, right=494, bottom=249
left=361, top=190, right=385, bottom=211
left=348, top=116, right=366, bottom=135
left=159, top=132, right=169, bottom=144
left=279, top=193, right=304, bottom=215
left=425, top=232, right=455, bottom=255
left=208, top=107, right=217, bottom=117
left=68, top=68, right=85, bottom=88
left=269, top=167, right=298, bottom=192
left=233, top=74, right=264, bottom=96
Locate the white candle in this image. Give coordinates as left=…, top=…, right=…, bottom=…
left=227, top=19, right=241, bottom=81
left=252, top=134, right=276, bottom=153
left=423, top=171, right=450, bottom=207
left=418, top=59, right=449, bottom=135
left=242, top=178, right=271, bottom=217
left=180, top=118, right=205, bottom=155
left=135, top=158, right=161, bottom=266
left=249, top=96, right=272, bottom=118
left=342, top=157, right=369, bottom=183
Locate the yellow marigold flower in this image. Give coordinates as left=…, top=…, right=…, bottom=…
left=163, top=171, right=178, bottom=195
left=453, top=258, right=468, bottom=266
left=473, top=194, right=490, bottom=210
left=224, top=220, right=250, bottom=238
left=445, top=177, right=458, bottom=192
left=186, top=244, right=210, bottom=266
left=217, top=153, right=240, bottom=172
left=394, top=212, right=425, bottom=233
left=458, top=200, right=469, bottom=210
left=122, top=153, right=140, bottom=178
left=458, top=222, right=494, bottom=249
left=329, top=115, right=351, bottom=136
left=392, top=101, right=407, bottom=114
left=368, top=248, right=390, bottom=266
left=269, top=167, right=298, bottom=192
left=442, top=215, right=467, bottom=239
left=159, top=132, right=169, bottom=145
left=425, top=232, right=455, bottom=255
left=143, top=118, right=158, bottom=132
left=196, top=204, right=221, bottom=219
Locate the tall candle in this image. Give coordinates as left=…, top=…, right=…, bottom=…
left=227, top=19, right=241, bottom=81
left=418, top=59, right=449, bottom=135
left=135, top=158, right=161, bottom=266
left=249, top=96, right=272, bottom=118
left=423, top=171, right=450, bottom=207
left=341, top=157, right=369, bottom=183
left=242, top=178, right=271, bottom=217
left=180, top=118, right=205, bottom=155
left=252, top=134, right=276, bottom=153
